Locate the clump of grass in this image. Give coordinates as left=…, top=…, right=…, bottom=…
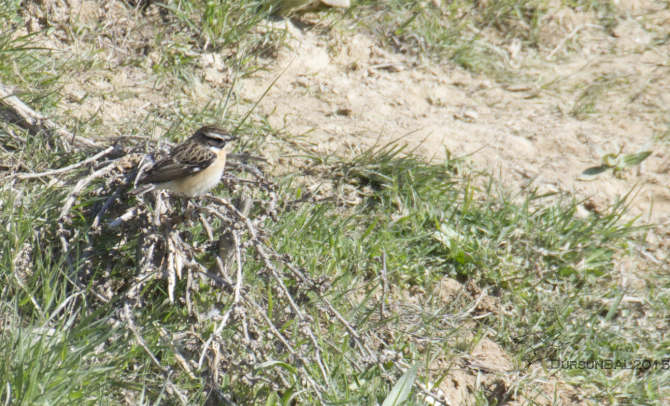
left=149, top=0, right=285, bottom=78
left=0, top=1, right=63, bottom=111
left=292, top=141, right=667, bottom=403
left=350, top=0, right=619, bottom=73
left=570, top=73, right=630, bottom=119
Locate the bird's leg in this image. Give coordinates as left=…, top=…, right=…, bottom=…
left=182, top=197, right=197, bottom=223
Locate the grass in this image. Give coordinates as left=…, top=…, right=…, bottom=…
left=569, top=73, right=631, bottom=119
left=349, top=0, right=619, bottom=74
left=0, top=0, right=64, bottom=114
left=3, top=131, right=669, bottom=404
left=2, top=0, right=669, bottom=405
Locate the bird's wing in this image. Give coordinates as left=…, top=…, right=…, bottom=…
left=137, top=144, right=216, bottom=185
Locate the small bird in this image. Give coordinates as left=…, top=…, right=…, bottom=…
left=130, top=125, right=238, bottom=197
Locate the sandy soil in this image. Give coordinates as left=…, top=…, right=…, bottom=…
left=239, top=13, right=670, bottom=226
left=16, top=0, right=670, bottom=403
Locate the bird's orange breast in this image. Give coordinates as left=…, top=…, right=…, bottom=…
left=164, top=149, right=227, bottom=197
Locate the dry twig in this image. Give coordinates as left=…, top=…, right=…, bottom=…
left=0, top=84, right=98, bottom=148
left=13, top=145, right=116, bottom=179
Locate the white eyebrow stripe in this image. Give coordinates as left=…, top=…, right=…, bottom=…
left=205, top=132, right=226, bottom=140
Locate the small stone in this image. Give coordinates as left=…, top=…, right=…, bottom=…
left=505, top=84, right=534, bottom=92
left=455, top=109, right=478, bottom=122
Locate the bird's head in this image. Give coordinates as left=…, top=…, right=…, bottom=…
left=192, top=125, right=238, bottom=151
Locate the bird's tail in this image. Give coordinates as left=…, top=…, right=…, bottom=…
left=129, top=184, right=155, bottom=196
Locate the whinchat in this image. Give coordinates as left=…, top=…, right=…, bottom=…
left=130, top=125, right=238, bottom=197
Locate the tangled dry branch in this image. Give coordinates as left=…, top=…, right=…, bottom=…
left=1, top=89, right=450, bottom=402
left=47, top=142, right=449, bottom=403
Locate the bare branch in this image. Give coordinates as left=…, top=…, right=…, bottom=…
left=14, top=146, right=116, bottom=179
left=0, top=84, right=98, bottom=148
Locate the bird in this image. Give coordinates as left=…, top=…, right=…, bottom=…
left=129, top=125, right=238, bottom=197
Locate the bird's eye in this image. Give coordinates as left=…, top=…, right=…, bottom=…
left=210, top=138, right=225, bottom=147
